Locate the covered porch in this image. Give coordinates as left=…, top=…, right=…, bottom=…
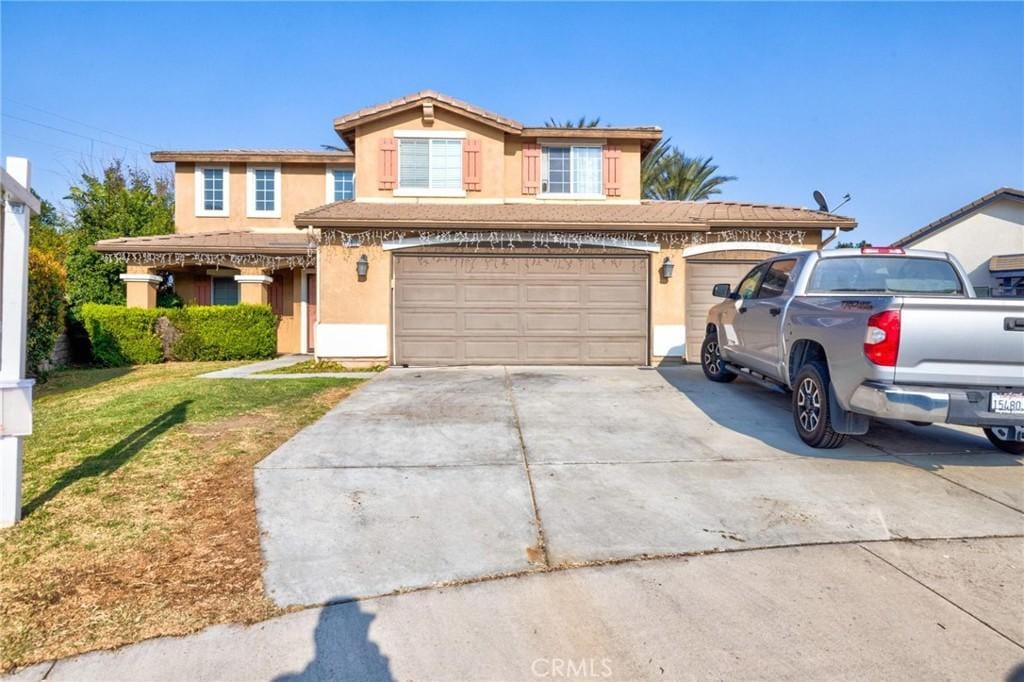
left=94, top=230, right=318, bottom=354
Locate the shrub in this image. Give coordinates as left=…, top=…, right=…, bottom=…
left=27, top=248, right=67, bottom=378
left=80, top=303, right=164, bottom=366
left=168, top=305, right=277, bottom=361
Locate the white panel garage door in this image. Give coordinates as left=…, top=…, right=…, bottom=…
left=394, top=254, right=648, bottom=365
left=684, top=256, right=767, bottom=361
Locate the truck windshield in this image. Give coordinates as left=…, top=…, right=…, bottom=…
left=807, top=256, right=965, bottom=295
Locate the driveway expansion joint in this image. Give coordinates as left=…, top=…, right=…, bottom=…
left=504, top=366, right=550, bottom=568
left=858, top=542, right=1024, bottom=650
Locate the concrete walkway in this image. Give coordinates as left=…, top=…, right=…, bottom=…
left=197, top=354, right=377, bottom=380
left=10, top=537, right=1023, bottom=681
left=255, top=366, right=1024, bottom=607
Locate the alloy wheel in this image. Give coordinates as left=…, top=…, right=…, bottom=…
left=703, top=341, right=722, bottom=374
left=796, top=377, right=821, bottom=432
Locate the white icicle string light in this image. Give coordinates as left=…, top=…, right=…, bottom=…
left=99, top=227, right=807, bottom=267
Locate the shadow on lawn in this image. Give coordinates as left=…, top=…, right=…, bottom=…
left=23, top=400, right=192, bottom=518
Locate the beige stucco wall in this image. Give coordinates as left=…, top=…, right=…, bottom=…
left=173, top=161, right=351, bottom=233
left=904, top=198, right=1024, bottom=291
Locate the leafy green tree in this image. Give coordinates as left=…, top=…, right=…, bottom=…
left=836, top=240, right=872, bottom=249
left=27, top=247, right=67, bottom=378
left=29, top=193, right=70, bottom=262
left=64, top=161, right=174, bottom=314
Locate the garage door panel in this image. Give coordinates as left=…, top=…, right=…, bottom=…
left=463, top=312, right=519, bottom=333
left=395, top=255, right=647, bottom=365
left=522, top=312, right=583, bottom=334
left=684, top=259, right=762, bottom=361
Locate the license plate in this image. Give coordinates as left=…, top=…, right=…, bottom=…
left=990, top=392, right=1024, bottom=415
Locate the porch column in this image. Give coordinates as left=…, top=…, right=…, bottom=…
left=119, top=266, right=160, bottom=308
left=235, top=268, right=273, bottom=305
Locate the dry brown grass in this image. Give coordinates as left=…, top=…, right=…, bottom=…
left=0, top=364, right=362, bottom=671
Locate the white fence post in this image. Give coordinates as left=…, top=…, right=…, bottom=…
left=1, top=157, right=40, bottom=527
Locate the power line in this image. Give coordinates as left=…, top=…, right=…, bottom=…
left=2, top=112, right=149, bottom=155
left=2, top=98, right=158, bottom=149
left=4, top=131, right=91, bottom=156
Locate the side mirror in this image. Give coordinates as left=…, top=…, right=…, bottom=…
left=712, top=283, right=731, bottom=298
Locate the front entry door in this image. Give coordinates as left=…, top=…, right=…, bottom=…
left=306, top=273, right=317, bottom=353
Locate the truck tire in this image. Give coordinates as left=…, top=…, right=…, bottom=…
left=983, top=428, right=1024, bottom=455
left=701, top=334, right=737, bottom=383
left=792, top=361, right=847, bottom=448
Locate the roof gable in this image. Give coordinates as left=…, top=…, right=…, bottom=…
left=893, top=187, right=1024, bottom=246
left=333, top=90, right=523, bottom=135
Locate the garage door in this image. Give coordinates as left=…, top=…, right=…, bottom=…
left=684, top=256, right=766, bottom=361
left=394, top=254, right=648, bottom=365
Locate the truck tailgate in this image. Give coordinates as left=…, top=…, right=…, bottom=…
left=895, top=297, right=1024, bottom=387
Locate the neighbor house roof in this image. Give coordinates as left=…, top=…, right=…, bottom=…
left=94, top=230, right=313, bottom=255
left=151, top=149, right=353, bottom=164
left=892, top=187, right=1024, bottom=247
left=989, top=253, right=1024, bottom=273
left=294, top=200, right=856, bottom=232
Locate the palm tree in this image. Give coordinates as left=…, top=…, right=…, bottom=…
left=643, top=142, right=736, bottom=201
left=544, top=116, right=602, bottom=128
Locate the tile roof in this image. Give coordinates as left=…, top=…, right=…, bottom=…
left=893, top=187, right=1024, bottom=246
left=94, top=230, right=313, bottom=254
left=989, top=253, right=1024, bottom=273
left=333, top=90, right=524, bottom=132
left=151, top=149, right=352, bottom=163
left=294, top=200, right=856, bottom=231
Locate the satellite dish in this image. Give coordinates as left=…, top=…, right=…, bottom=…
left=813, top=190, right=829, bottom=213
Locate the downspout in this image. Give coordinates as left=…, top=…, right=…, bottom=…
left=820, top=226, right=841, bottom=248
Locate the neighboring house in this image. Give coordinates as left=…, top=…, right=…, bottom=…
left=95, top=90, right=856, bottom=366
left=892, top=187, right=1024, bottom=297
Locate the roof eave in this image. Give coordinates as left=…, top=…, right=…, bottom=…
left=150, top=151, right=354, bottom=164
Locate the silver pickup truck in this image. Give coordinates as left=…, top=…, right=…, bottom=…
left=700, top=247, right=1024, bottom=452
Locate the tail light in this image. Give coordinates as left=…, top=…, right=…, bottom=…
left=864, top=310, right=901, bottom=366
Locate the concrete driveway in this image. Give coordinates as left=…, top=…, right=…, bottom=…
left=254, top=365, right=1024, bottom=607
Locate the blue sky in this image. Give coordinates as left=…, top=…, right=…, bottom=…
left=2, top=2, right=1021, bottom=245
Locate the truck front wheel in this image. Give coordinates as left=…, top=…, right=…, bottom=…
left=700, top=334, right=737, bottom=383
left=792, top=362, right=847, bottom=449
left=984, top=427, right=1024, bottom=455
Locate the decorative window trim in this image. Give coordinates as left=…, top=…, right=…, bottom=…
left=195, top=165, right=229, bottom=217
left=539, top=144, right=605, bottom=199
left=325, top=167, right=356, bottom=203
left=246, top=164, right=281, bottom=218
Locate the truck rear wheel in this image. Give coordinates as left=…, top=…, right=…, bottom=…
left=792, top=361, right=847, bottom=449
left=984, top=427, right=1024, bottom=455
left=700, top=334, right=737, bottom=383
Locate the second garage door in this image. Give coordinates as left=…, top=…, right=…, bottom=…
left=684, top=254, right=773, bottom=361
left=394, top=254, right=648, bottom=365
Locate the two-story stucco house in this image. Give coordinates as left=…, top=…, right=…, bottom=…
left=95, top=90, right=856, bottom=365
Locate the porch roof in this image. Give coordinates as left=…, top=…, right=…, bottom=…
left=294, top=200, right=857, bottom=232
left=93, top=230, right=316, bottom=269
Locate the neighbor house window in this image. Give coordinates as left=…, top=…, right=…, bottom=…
left=332, top=169, right=354, bottom=201
left=212, top=277, right=239, bottom=305
left=195, top=166, right=229, bottom=216
left=396, top=133, right=463, bottom=194
left=541, top=145, right=603, bottom=196
left=247, top=165, right=281, bottom=218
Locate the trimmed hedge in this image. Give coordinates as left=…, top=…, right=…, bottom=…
left=169, top=305, right=277, bottom=361
left=80, top=303, right=164, bottom=366
left=27, top=248, right=68, bottom=378
left=80, top=303, right=277, bottom=366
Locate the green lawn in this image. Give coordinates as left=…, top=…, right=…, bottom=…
left=0, top=363, right=364, bottom=672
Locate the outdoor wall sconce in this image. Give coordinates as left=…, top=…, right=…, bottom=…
left=660, top=256, right=675, bottom=280
left=356, top=254, right=369, bottom=280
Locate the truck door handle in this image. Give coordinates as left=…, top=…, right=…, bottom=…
left=770, top=307, right=782, bottom=317
left=738, top=307, right=747, bottom=313
left=1006, top=317, right=1024, bottom=332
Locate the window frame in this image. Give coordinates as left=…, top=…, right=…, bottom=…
left=325, top=167, right=355, bottom=203
left=211, top=276, right=240, bottom=306
left=755, top=258, right=798, bottom=299
left=194, top=165, right=230, bottom=217
left=735, top=263, right=770, bottom=300
left=393, top=130, right=466, bottom=198
left=246, top=164, right=281, bottom=218
left=539, top=143, right=605, bottom=199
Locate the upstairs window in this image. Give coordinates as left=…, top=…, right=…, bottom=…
left=195, top=166, right=229, bottom=216
left=331, top=169, right=354, bottom=201
left=541, top=145, right=602, bottom=196
left=396, top=133, right=463, bottom=194
left=247, top=165, right=281, bottom=218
